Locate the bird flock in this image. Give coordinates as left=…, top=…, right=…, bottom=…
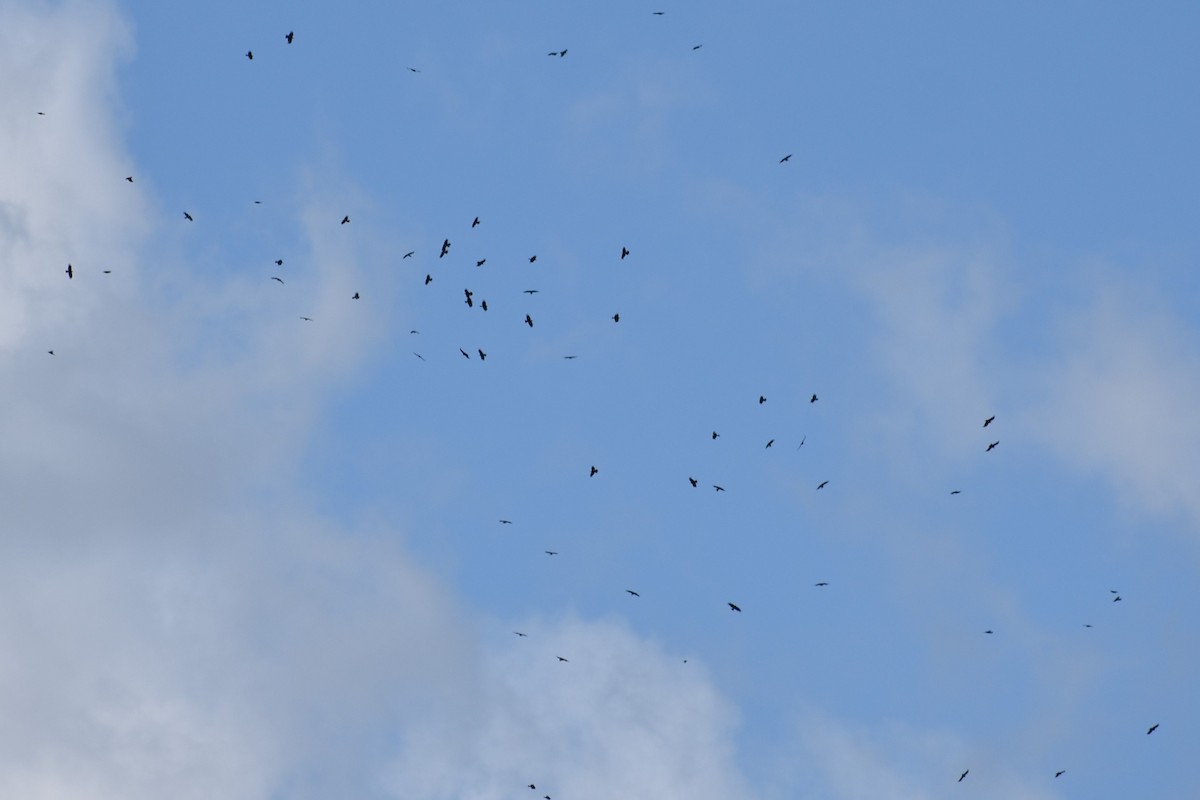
left=34, top=16, right=1167, bottom=796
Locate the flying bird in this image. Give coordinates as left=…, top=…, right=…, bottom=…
left=1055, top=771, right=1066, bottom=778
left=478, top=349, right=487, bottom=361
left=984, top=630, right=994, bottom=634
left=958, top=770, right=969, bottom=783
left=983, top=415, right=995, bottom=427
left=481, top=300, right=488, bottom=311
left=524, top=289, right=539, bottom=294
left=300, top=316, right=312, bottom=321
left=612, top=313, right=619, bottom=322
left=712, top=431, right=719, bottom=440
left=590, top=466, right=598, bottom=476
left=472, top=216, right=480, bottom=228
left=816, top=480, right=829, bottom=490
left=759, top=395, right=766, bottom=404
left=780, top=154, right=792, bottom=163
left=465, top=288, right=474, bottom=307
left=689, top=477, right=698, bottom=487
left=514, top=631, right=527, bottom=637
left=274, top=259, right=283, bottom=266
left=246, top=50, right=253, bottom=60
left=407, top=67, right=420, bottom=73
left=403, top=251, right=414, bottom=258
left=460, top=348, right=470, bottom=359
left=499, top=520, right=513, bottom=524
left=271, top=276, right=284, bottom=284
left=125, top=176, right=133, bottom=182
left=476, top=259, right=486, bottom=267
left=797, top=435, right=806, bottom=449
left=413, top=353, right=425, bottom=361
left=425, top=274, right=433, bottom=285
left=692, top=44, right=703, bottom=50
left=1147, top=724, right=1159, bottom=734
left=440, top=239, right=451, bottom=257
left=713, top=484, right=725, bottom=492
left=765, top=439, right=774, bottom=448
left=1113, top=595, right=1122, bottom=602
left=557, top=656, right=568, bottom=662
left=652, top=10, right=664, bottom=14
left=352, top=292, right=360, bottom=299
left=544, top=550, right=558, bottom=556
left=47, top=350, right=54, bottom=355
left=285, top=31, right=294, bottom=44
left=950, top=490, right=961, bottom=495
left=626, top=590, right=640, bottom=597
left=529, top=255, right=537, bottom=263
left=65, top=264, right=73, bottom=279
left=183, top=211, right=193, bottom=221
left=620, top=246, right=630, bottom=259
left=986, top=441, right=998, bottom=451
left=728, top=602, right=741, bottom=612
left=525, top=314, right=533, bottom=327
left=341, top=215, right=350, bottom=224
left=810, top=393, right=818, bottom=403
left=562, top=355, right=577, bottom=359
left=815, top=582, right=829, bottom=587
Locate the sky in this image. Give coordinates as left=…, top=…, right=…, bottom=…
left=2, top=0, right=1199, bottom=797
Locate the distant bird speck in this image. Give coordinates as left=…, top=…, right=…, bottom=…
left=728, top=602, right=741, bottom=612
left=815, top=582, right=829, bottom=587
left=271, top=276, right=284, bottom=284
left=478, top=349, right=487, bottom=361
left=525, top=314, right=534, bottom=327
left=1147, top=724, right=1159, bottom=734
left=590, top=466, right=598, bottom=477
left=300, top=316, right=312, bottom=321
left=65, top=264, right=73, bottom=279
left=524, top=289, right=539, bottom=294
left=557, top=656, right=568, bottom=662
left=986, top=441, right=998, bottom=451
left=620, top=246, right=630, bottom=259
left=612, top=313, right=619, bottom=322
left=246, top=50, right=253, bottom=60
left=626, top=590, right=640, bottom=597
left=529, top=255, right=537, bottom=263
left=125, top=176, right=133, bottom=182
left=765, top=439, right=774, bottom=448
left=983, top=415, right=995, bottom=427
left=425, top=274, right=433, bottom=285
left=816, top=480, right=829, bottom=490
left=958, top=770, right=969, bottom=783
left=810, top=393, right=818, bottom=403
left=285, top=31, right=294, bottom=44
left=183, top=211, right=193, bottom=221
left=476, top=259, right=486, bottom=267
left=713, top=484, right=725, bottom=492
left=544, top=550, right=558, bottom=556
left=352, top=292, right=360, bottom=299
left=1055, top=770, right=1065, bottom=778
left=692, top=44, right=703, bottom=50
left=460, top=348, right=470, bottom=359
left=440, top=239, right=451, bottom=257
left=759, top=395, right=766, bottom=404
left=274, top=259, right=283, bottom=266
left=481, top=300, right=488, bottom=311
left=780, top=154, right=792, bottom=163
left=712, top=431, right=719, bottom=440
left=514, top=631, right=527, bottom=637
left=341, top=216, right=350, bottom=225
left=472, top=216, right=480, bottom=228
left=950, top=490, right=961, bottom=495
left=689, top=477, right=698, bottom=487
left=500, top=520, right=513, bottom=525
left=403, top=251, right=414, bottom=258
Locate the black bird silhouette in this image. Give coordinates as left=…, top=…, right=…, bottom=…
left=983, top=415, right=995, bottom=427
left=780, top=154, right=792, bottom=163
left=563, top=355, right=577, bottom=359
left=478, top=349, right=487, bottom=361
left=246, top=50, right=253, bottom=60
left=500, top=520, right=513, bottom=524
left=713, top=484, right=725, bottom=492
left=529, top=255, right=537, bottom=263
left=950, top=490, right=961, bottom=495
left=765, top=439, right=774, bottom=448
left=817, top=480, right=829, bottom=490
left=557, top=656, right=568, bottom=662
left=612, top=313, right=620, bottom=322
left=472, top=216, right=480, bottom=228
left=408, top=67, right=420, bottom=73
left=524, top=289, right=539, bottom=294
left=476, top=259, right=486, bottom=267
left=544, top=550, right=558, bottom=555
left=986, top=441, right=998, bottom=451
left=525, top=314, right=533, bottom=327
left=1147, top=724, right=1158, bottom=734
left=620, top=246, right=630, bottom=259
left=1055, top=771, right=1065, bottom=778
left=285, top=31, right=294, bottom=43
left=481, top=300, right=488, bottom=311
left=797, top=434, right=806, bottom=448
left=810, top=393, right=818, bottom=403
left=65, top=264, right=73, bottom=279
left=403, top=251, right=414, bottom=258
left=425, top=274, right=433, bottom=285
left=527, top=783, right=535, bottom=789
left=984, top=630, right=994, bottom=634
left=1113, top=595, right=1122, bottom=602
left=440, top=239, right=451, bottom=257
left=689, top=477, right=698, bottom=487
left=300, top=316, right=312, bottom=321
left=340, top=215, right=350, bottom=224
left=514, top=631, right=527, bottom=637
left=274, top=259, right=283, bottom=266
left=125, top=176, right=133, bottom=182
left=590, top=466, right=598, bottom=476
left=465, top=289, right=474, bottom=307
left=728, top=602, right=741, bottom=612
left=759, top=395, right=766, bottom=404
left=958, top=770, right=968, bottom=782
left=692, top=44, right=703, bottom=50
left=103, top=270, right=111, bottom=274
left=626, top=590, right=640, bottom=597
left=183, top=211, right=193, bottom=221
left=460, top=348, right=470, bottom=359
left=413, top=353, right=425, bottom=361
left=652, top=10, right=664, bottom=14
left=271, top=276, right=284, bottom=284
left=47, top=350, right=54, bottom=355
left=815, top=582, right=829, bottom=587
left=712, top=431, right=719, bottom=440
left=352, top=292, right=360, bottom=299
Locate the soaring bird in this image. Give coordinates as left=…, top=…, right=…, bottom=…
left=713, top=484, right=725, bottom=492
left=728, top=602, right=741, bottom=612
left=1113, top=595, right=1122, bottom=602
left=712, top=431, right=719, bottom=440
left=652, top=10, right=664, bottom=14
left=986, top=441, right=998, bottom=451
left=529, top=255, right=537, bottom=263
left=476, top=259, right=486, bottom=267
left=285, top=31, right=294, bottom=43
left=950, top=490, right=961, bottom=495
left=274, top=259, right=283, bottom=266
left=478, top=349, right=487, bottom=361
left=815, top=582, right=829, bottom=587
left=612, top=313, right=620, bottom=322
left=514, top=631, right=527, bottom=637
left=556, top=656, right=568, bottom=662
left=481, top=300, right=488, bottom=311
left=65, top=264, right=73, bottom=279
left=246, top=50, right=253, bottom=60
left=563, top=355, right=577, bottom=359
left=460, top=348, right=470, bottom=359
left=472, top=216, right=480, bottom=228
left=524, top=289, right=539, bottom=294
left=759, top=395, right=766, bottom=404
left=271, top=276, right=284, bottom=284
left=352, top=292, right=360, bottom=299
left=958, top=770, right=968, bottom=782
left=1147, top=724, right=1158, bottom=735
left=1055, top=771, right=1065, bottom=778
left=984, top=630, right=994, bottom=635
left=125, top=176, right=133, bottom=182
left=300, top=316, right=312, bottom=321
left=47, top=350, right=54, bottom=355
left=544, top=550, right=558, bottom=556
left=620, top=246, right=630, bottom=259
left=407, top=67, right=420, bottom=73
left=797, top=434, right=806, bottom=449
left=527, top=783, right=535, bottom=789
left=780, top=154, right=792, bottom=163
left=590, top=466, right=598, bottom=476
left=810, top=393, right=818, bottom=403
left=689, top=477, right=698, bottom=487
left=525, top=314, right=533, bottom=327
left=403, top=251, right=414, bottom=258
left=626, top=590, right=640, bottom=597
left=983, top=415, right=995, bottom=427
left=425, top=274, right=433, bottom=285
left=440, top=239, right=451, bottom=257
left=765, top=439, right=774, bottom=448
left=183, top=211, right=193, bottom=221
left=413, top=353, right=425, bottom=361
left=464, top=289, right=474, bottom=307
left=499, top=520, right=513, bottom=525
left=692, top=44, right=703, bottom=50
left=816, top=480, right=829, bottom=490
left=341, top=215, right=350, bottom=224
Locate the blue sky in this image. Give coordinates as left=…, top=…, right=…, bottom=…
left=3, top=0, right=1199, bottom=797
